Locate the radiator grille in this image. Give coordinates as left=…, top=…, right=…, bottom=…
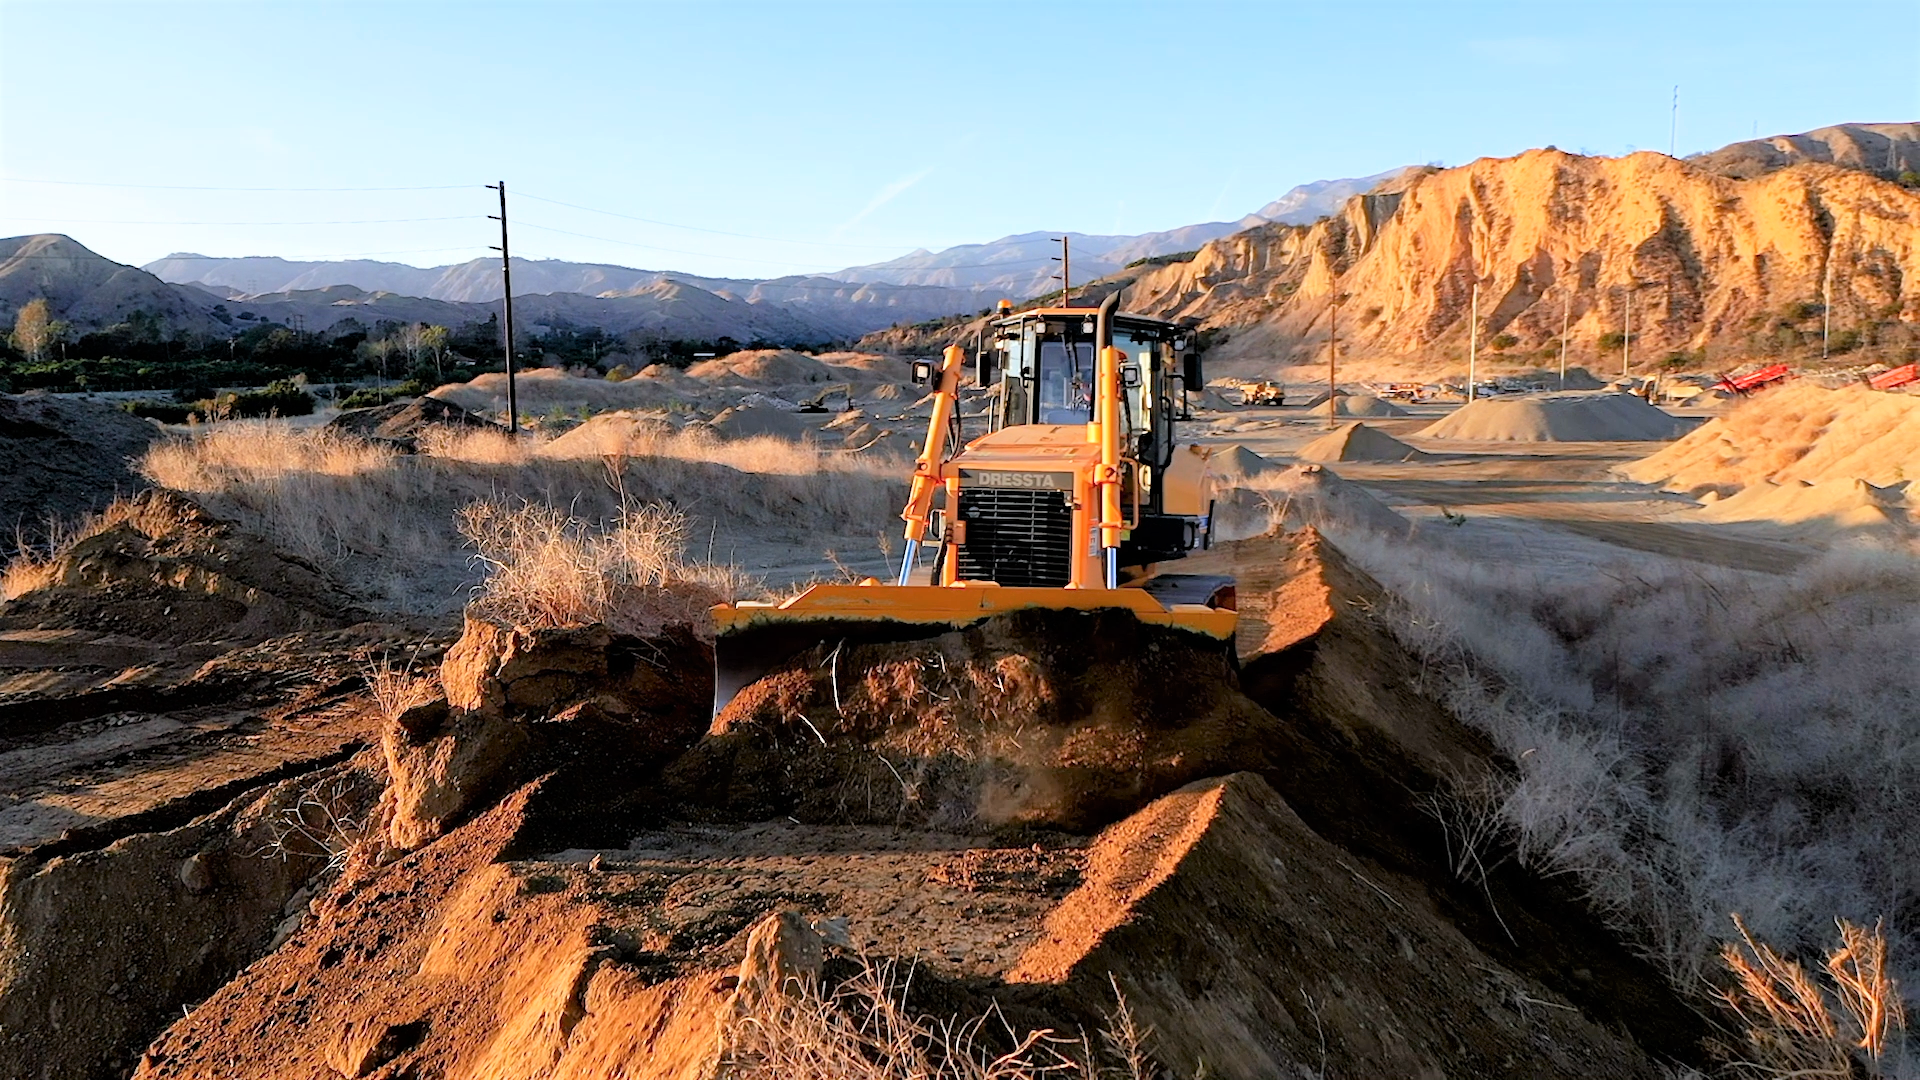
left=954, top=487, right=1073, bottom=587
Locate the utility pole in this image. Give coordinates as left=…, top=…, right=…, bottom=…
left=1327, top=294, right=1342, bottom=430
left=1669, top=85, right=1679, bottom=158
left=1467, top=282, right=1479, bottom=402
left=1822, top=247, right=1834, bottom=359
left=1622, top=283, right=1632, bottom=381
left=1559, top=291, right=1571, bottom=389
left=487, top=180, right=520, bottom=434
left=1051, top=236, right=1071, bottom=305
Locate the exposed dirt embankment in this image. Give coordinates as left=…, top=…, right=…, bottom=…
left=0, top=393, right=161, bottom=545
left=109, top=527, right=1707, bottom=1078
left=0, top=493, right=414, bottom=1079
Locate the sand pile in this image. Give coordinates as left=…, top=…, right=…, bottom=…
left=0, top=393, right=160, bottom=542
left=430, top=368, right=687, bottom=418
left=1421, top=391, right=1687, bottom=441
left=1297, top=422, right=1428, bottom=463
left=1206, top=450, right=1409, bottom=541
left=1208, top=443, right=1284, bottom=482
left=1693, top=478, right=1908, bottom=537
left=1308, top=393, right=1407, bottom=418
left=1625, top=384, right=1920, bottom=493
left=686, top=348, right=836, bottom=385
left=1623, top=384, right=1920, bottom=536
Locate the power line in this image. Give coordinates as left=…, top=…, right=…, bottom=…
left=514, top=190, right=903, bottom=251
left=6, top=215, right=474, bottom=226
left=0, top=177, right=477, bottom=192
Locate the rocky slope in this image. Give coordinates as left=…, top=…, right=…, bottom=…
left=1119, top=149, right=1920, bottom=373
left=1687, top=122, right=1920, bottom=180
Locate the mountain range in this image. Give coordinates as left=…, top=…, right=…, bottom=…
left=7, top=124, right=1915, bottom=366
left=134, top=167, right=1424, bottom=321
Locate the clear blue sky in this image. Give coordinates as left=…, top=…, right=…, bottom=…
left=3, top=0, right=1915, bottom=279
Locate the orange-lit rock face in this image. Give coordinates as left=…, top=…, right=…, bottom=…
left=1123, top=150, right=1920, bottom=368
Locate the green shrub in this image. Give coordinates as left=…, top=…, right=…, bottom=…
left=1490, top=333, right=1519, bottom=351
left=120, top=400, right=194, bottom=423
left=208, top=379, right=314, bottom=419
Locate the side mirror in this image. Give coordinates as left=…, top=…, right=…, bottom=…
left=1182, top=351, right=1203, bottom=387
left=910, top=359, right=934, bottom=385
left=1121, top=365, right=1141, bottom=389
left=973, top=350, right=994, bottom=387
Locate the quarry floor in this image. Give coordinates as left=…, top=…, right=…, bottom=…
left=1192, top=400, right=1814, bottom=577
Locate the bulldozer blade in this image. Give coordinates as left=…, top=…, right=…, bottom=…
left=710, top=582, right=1237, bottom=717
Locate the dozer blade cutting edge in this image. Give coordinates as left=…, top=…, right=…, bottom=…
left=710, top=581, right=1237, bottom=717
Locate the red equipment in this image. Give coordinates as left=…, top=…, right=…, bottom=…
left=1714, top=363, right=1792, bottom=395
left=1868, top=364, right=1919, bottom=391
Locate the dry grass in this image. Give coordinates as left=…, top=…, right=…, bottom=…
left=1327, top=521, right=1920, bottom=1044
left=1717, top=914, right=1908, bottom=1078
left=456, top=496, right=740, bottom=635
left=724, top=957, right=1169, bottom=1080
left=366, top=653, right=440, bottom=723
left=134, top=421, right=905, bottom=619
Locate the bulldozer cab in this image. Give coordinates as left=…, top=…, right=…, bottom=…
left=981, top=306, right=1200, bottom=460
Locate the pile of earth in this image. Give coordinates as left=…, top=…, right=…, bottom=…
left=0, top=489, right=365, bottom=645
left=326, top=395, right=496, bottom=449
left=1306, top=392, right=1408, bottom=418
left=114, top=528, right=1701, bottom=1079
left=1421, top=390, right=1690, bottom=441
left=1207, top=445, right=1410, bottom=540
left=0, top=392, right=161, bottom=543
left=426, top=350, right=919, bottom=437
left=1623, top=383, right=1920, bottom=536
left=1296, top=421, right=1428, bottom=463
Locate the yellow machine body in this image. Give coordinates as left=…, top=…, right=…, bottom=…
left=711, top=295, right=1233, bottom=714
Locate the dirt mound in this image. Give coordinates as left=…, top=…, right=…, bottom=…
left=1211, top=462, right=1411, bottom=541
left=1207, top=443, right=1283, bottom=482
left=327, top=396, right=496, bottom=447
left=1626, top=383, right=1920, bottom=493
left=1008, top=772, right=1662, bottom=1078
left=538, top=410, right=680, bottom=456
left=1622, top=384, right=1920, bottom=535
left=1297, top=421, right=1428, bottom=462
left=429, top=368, right=686, bottom=418
left=707, top=404, right=814, bottom=441
left=1307, top=392, right=1407, bottom=417
left=0, top=392, right=160, bottom=543
left=667, top=608, right=1265, bottom=832
left=686, top=348, right=837, bottom=386
left=0, top=490, right=362, bottom=645
left=386, top=617, right=713, bottom=848
left=117, top=528, right=1703, bottom=1078
left=1421, top=390, right=1688, bottom=441
left=1694, top=478, right=1909, bottom=536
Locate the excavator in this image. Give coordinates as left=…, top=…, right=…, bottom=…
left=710, top=292, right=1237, bottom=714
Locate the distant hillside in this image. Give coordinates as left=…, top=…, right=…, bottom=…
left=6, top=235, right=873, bottom=350
left=1118, top=148, right=1920, bottom=374
left=144, top=253, right=995, bottom=336
left=1244, top=166, right=1417, bottom=225
left=1687, top=122, right=1919, bottom=180
left=1, top=235, right=225, bottom=334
